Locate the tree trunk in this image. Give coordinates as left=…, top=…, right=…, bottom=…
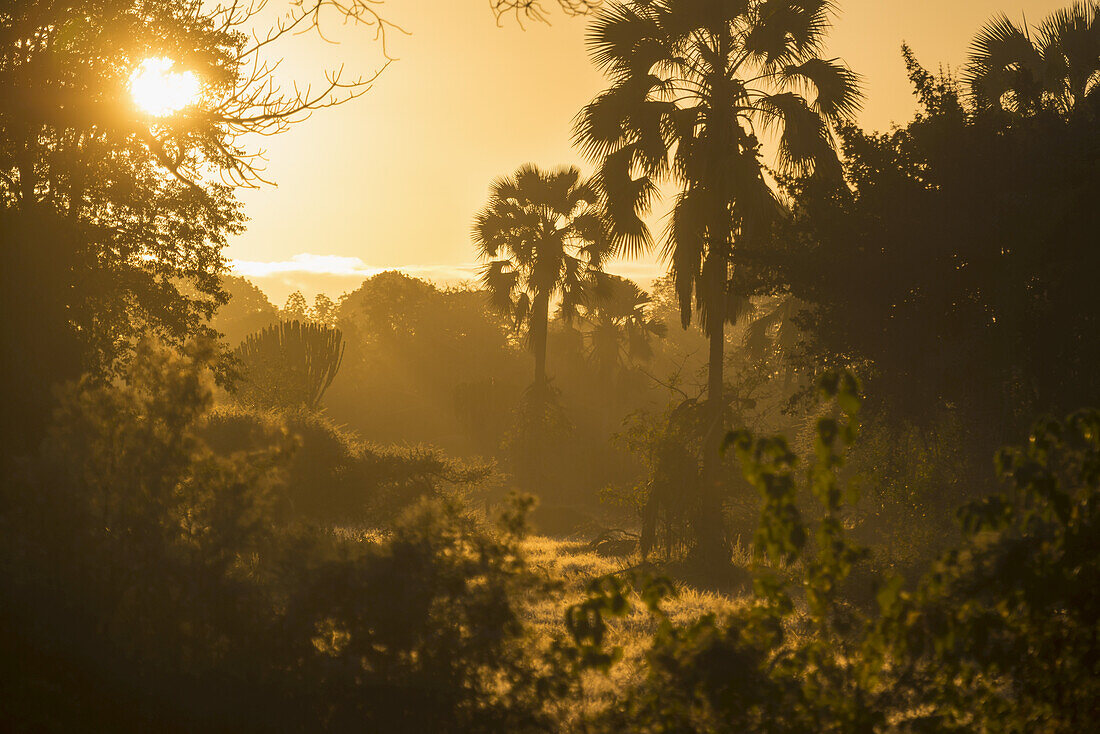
left=691, top=29, right=736, bottom=568
left=696, top=261, right=728, bottom=566
left=526, top=289, right=552, bottom=496
left=531, top=290, right=550, bottom=391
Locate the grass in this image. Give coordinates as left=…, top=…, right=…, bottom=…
left=520, top=535, right=749, bottom=722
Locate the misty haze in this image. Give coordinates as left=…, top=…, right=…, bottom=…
left=2, top=1, right=1098, bottom=731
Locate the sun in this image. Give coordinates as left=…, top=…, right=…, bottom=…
left=130, top=57, right=200, bottom=117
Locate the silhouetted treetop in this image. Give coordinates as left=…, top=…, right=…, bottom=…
left=474, top=164, right=610, bottom=389
left=965, top=1, right=1099, bottom=116
left=0, top=1, right=392, bottom=449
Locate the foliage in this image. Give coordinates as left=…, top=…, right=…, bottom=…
left=276, top=291, right=339, bottom=326
left=0, top=0, right=390, bottom=453
left=233, top=320, right=346, bottom=411
left=202, top=406, right=492, bottom=524
left=872, top=408, right=1100, bottom=731
left=0, top=339, right=571, bottom=731
left=560, top=375, right=1100, bottom=733
left=766, top=33, right=1100, bottom=460
left=331, top=271, right=525, bottom=455
left=575, top=272, right=666, bottom=380
left=282, top=290, right=312, bottom=322
left=501, top=382, right=576, bottom=499
left=965, top=2, right=1099, bottom=116
left=567, top=372, right=877, bottom=731
left=845, top=411, right=977, bottom=571
left=210, top=275, right=280, bottom=347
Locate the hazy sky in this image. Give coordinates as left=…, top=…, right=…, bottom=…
left=227, top=0, right=1067, bottom=304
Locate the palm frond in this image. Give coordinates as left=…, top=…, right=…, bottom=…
left=587, top=0, right=664, bottom=73
left=779, top=57, right=862, bottom=122
left=661, top=188, right=709, bottom=327
left=1038, top=2, right=1100, bottom=106
left=479, top=259, right=520, bottom=315
left=752, top=91, right=832, bottom=175
left=598, top=145, right=658, bottom=256
left=965, top=13, right=1043, bottom=111
left=745, top=0, right=834, bottom=67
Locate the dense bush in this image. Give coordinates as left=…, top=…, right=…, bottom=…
left=0, top=340, right=570, bottom=732
left=562, top=374, right=1100, bottom=732
left=201, top=406, right=491, bottom=524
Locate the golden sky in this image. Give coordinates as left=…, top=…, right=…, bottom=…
left=227, top=0, right=1067, bottom=305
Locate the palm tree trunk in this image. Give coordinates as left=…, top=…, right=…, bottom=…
left=697, top=261, right=728, bottom=565
left=525, top=289, right=552, bottom=496
left=695, top=30, right=735, bottom=567
left=531, top=290, right=550, bottom=390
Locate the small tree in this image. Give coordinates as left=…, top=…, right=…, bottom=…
left=234, top=320, right=345, bottom=411
left=578, top=273, right=666, bottom=381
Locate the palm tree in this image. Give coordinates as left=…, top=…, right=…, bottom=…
left=575, top=0, right=860, bottom=561
left=473, top=164, right=609, bottom=391
left=966, top=2, right=1099, bottom=116
left=580, top=273, right=667, bottom=380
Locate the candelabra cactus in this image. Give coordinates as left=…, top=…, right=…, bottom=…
left=234, top=320, right=345, bottom=411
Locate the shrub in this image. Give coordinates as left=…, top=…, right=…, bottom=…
left=0, top=339, right=569, bottom=732
left=561, top=374, right=1100, bottom=732
left=201, top=406, right=492, bottom=524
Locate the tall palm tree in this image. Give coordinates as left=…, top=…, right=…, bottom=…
left=965, top=2, right=1099, bottom=116
left=575, top=0, right=860, bottom=561
left=473, top=164, right=609, bottom=391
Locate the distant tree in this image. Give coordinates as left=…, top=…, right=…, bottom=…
left=473, top=164, right=609, bottom=393
left=579, top=273, right=665, bottom=381
left=332, top=272, right=523, bottom=452
left=234, top=320, right=346, bottom=411
left=312, top=293, right=338, bottom=327
left=210, top=276, right=279, bottom=347
left=282, top=291, right=311, bottom=322
left=965, top=2, right=1099, bottom=116
left=574, top=0, right=860, bottom=562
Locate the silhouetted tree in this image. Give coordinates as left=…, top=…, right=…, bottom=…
left=578, top=273, right=665, bottom=381
left=777, top=40, right=1099, bottom=423
left=282, top=291, right=311, bottom=321
left=965, top=2, right=1099, bottom=116
left=473, top=164, right=609, bottom=393
left=574, top=0, right=860, bottom=562
left=333, top=272, right=524, bottom=453
left=210, top=275, right=280, bottom=347
left=312, top=293, right=338, bottom=327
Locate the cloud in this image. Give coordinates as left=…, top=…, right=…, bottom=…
left=229, top=253, right=666, bottom=306
left=232, top=253, right=373, bottom=278
left=229, top=253, right=484, bottom=304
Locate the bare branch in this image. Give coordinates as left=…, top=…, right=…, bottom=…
left=149, top=0, right=410, bottom=188
left=490, top=0, right=602, bottom=28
